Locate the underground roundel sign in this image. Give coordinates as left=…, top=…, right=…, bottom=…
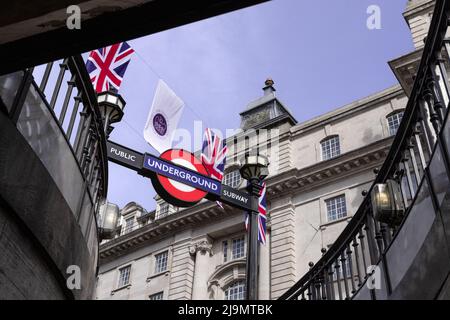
left=145, top=149, right=221, bottom=207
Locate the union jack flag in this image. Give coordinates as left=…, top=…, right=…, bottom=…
left=245, top=182, right=267, bottom=245
left=85, top=42, right=135, bottom=93
left=201, top=128, right=228, bottom=181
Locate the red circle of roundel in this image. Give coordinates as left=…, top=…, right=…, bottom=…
left=157, top=149, right=208, bottom=205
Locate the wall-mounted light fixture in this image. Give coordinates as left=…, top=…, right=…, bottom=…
left=98, top=200, right=120, bottom=240
left=371, top=179, right=405, bottom=226
left=97, top=90, right=126, bottom=136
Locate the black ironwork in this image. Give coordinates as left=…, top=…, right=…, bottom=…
left=2, top=54, right=108, bottom=222
left=279, top=0, right=450, bottom=300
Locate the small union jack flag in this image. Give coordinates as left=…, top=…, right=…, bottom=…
left=245, top=182, right=267, bottom=245
left=201, top=128, right=228, bottom=181
left=85, top=42, right=135, bottom=93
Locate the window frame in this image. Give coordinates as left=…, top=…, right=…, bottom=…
left=222, top=240, right=228, bottom=263
left=157, top=203, right=170, bottom=220
left=123, top=216, right=135, bottom=235
left=117, top=265, right=132, bottom=288
left=320, top=135, right=341, bottom=161
left=149, top=291, right=164, bottom=300
left=223, top=169, right=242, bottom=189
left=386, top=110, right=405, bottom=137
left=332, top=256, right=352, bottom=281
left=224, top=280, right=246, bottom=300
left=231, top=236, right=246, bottom=260
left=154, top=250, right=169, bottom=274
left=222, top=235, right=246, bottom=264
left=325, top=194, right=348, bottom=222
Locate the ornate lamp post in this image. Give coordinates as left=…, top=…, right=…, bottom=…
left=240, top=154, right=269, bottom=300
left=97, top=89, right=126, bottom=137
left=96, top=89, right=125, bottom=240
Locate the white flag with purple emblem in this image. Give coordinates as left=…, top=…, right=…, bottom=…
left=143, top=80, right=184, bottom=154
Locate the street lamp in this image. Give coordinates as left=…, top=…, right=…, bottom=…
left=98, top=200, right=120, bottom=240
left=97, top=90, right=126, bottom=136
left=371, top=179, right=405, bottom=227
left=239, top=153, right=269, bottom=300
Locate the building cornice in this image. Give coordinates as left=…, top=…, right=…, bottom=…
left=389, top=49, right=423, bottom=96
left=404, top=0, right=435, bottom=19
left=290, top=86, right=404, bottom=137
left=99, top=202, right=235, bottom=262
left=265, top=137, right=393, bottom=201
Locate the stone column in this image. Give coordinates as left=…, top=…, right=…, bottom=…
left=190, top=238, right=213, bottom=300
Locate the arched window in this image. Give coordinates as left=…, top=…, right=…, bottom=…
left=225, top=280, right=246, bottom=300
left=223, top=169, right=242, bottom=188
left=387, top=111, right=404, bottom=136
left=321, top=135, right=341, bottom=161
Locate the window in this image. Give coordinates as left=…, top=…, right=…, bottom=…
left=333, top=257, right=352, bottom=281
left=225, top=281, right=246, bottom=300
left=118, top=265, right=131, bottom=288
left=387, top=111, right=404, bottom=136
left=326, top=195, right=347, bottom=222
left=223, top=170, right=241, bottom=188
left=223, top=240, right=228, bottom=263
left=222, top=237, right=245, bottom=263
left=155, top=251, right=168, bottom=274
left=231, top=237, right=245, bottom=260
left=158, top=203, right=170, bottom=219
left=321, top=136, right=341, bottom=161
left=123, top=217, right=134, bottom=235
left=149, top=292, right=164, bottom=300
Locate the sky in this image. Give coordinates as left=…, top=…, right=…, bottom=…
left=105, top=0, right=415, bottom=211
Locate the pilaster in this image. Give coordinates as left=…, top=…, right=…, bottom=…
left=190, top=237, right=213, bottom=300
left=270, top=197, right=296, bottom=299
left=168, top=239, right=195, bottom=300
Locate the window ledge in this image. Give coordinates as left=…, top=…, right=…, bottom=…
left=110, top=284, right=131, bottom=295
left=320, top=216, right=352, bottom=229
left=146, top=271, right=170, bottom=282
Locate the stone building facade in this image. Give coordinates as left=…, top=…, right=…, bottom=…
left=95, top=0, right=434, bottom=300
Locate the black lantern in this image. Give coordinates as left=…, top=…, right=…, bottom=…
left=371, top=179, right=405, bottom=226
left=239, top=154, right=269, bottom=185
left=97, top=90, right=126, bottom=134
left=98, top=200, right=120, bottom=240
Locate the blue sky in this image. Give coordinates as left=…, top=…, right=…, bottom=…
left=106, top=0, right=414, bottom=211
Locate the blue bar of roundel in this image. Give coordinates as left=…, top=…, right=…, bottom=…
left=143, top=154, right=221, bottom=196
